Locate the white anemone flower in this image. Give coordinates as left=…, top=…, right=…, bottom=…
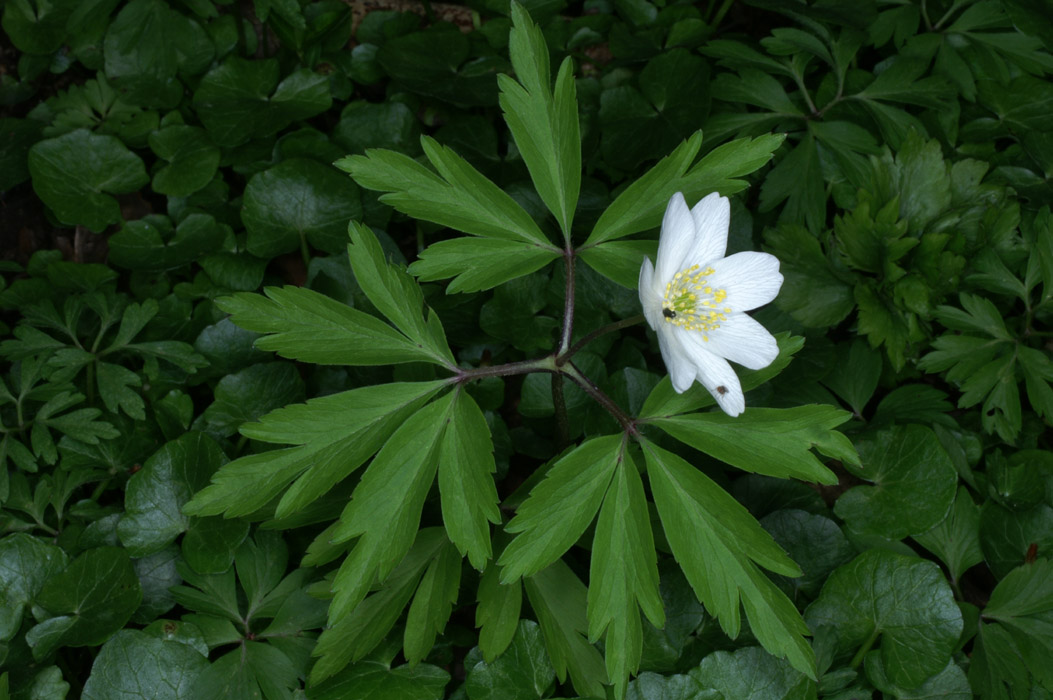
left=639, top=192, right=784, bottom=416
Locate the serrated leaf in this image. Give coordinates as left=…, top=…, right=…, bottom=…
left=524, top=562, right=609, bottom=697
left=409, top=237, right=561, bottom=293
left=328, top=393, right=454, bottom=621
left=499, top=435, right=622, bottom=582
left=649, top=405, right=854, bottom=484
left=311, top=529, right=446, bottom=683
left=404, top=538, right=461, bottom=664
left=185, top=381, right=445, bottom=519
left=217, top=286, right=441, bottom=366
left=642, top=439, right=815, bottom=679
left=337, top=137, right=554, bottom=248
left=465, top=619, right=556, bottom=700
left=347, top=222, right=454, bottom=367
left=588, top=445, right=662, bottom=699
left=438, top=390, right=500, bottom=570
left=500, top=2, right=580, bottom=238
left=913, top=487, right=984, bottom=584
left=585, top=132, right=785, bottom=246
left=476, top=559, right=523, bottom=663
left=310, top=661, right=450, bottom=700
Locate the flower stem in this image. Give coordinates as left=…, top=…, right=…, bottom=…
left=558, top=249, right=576, bottom=356
left=562, top=361, right=638, bottom=435
left=559, top=314, right=645, bottom=366
left=456, top=356, right=558, bottom=382
left=552, top=374, right=570, bottom=448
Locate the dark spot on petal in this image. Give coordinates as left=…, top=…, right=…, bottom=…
left=663, top=308, right=676, bottom=319
left=716, top=385, right=727, bottom=395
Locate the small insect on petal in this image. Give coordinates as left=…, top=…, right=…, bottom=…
left=663, top=308, right=676, bottom=319
left=716, top=385, right=727, bottom=395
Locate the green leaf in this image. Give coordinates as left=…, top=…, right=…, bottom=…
left=311, top=529, right=446, bottom=683
left=641, top=439, right=815, bottom=679
left=476, top=559, right=523, bottom=663
left=649, top=405, right=855, bottom=484
left=191, top=641, right=299, bottom=700
left=309, top=661, right=449, bottom=700
left=524, top=561, right=609, bottom=697
left=821, top=340, right=882, bottom=416
left=409, top=236, right=561, bottom=294
left=328, top=393, right=454, bottom=621
left=499, top=435, right=623, bottom=582
left=242, top=159, right=362, bottom=258
left=465, top=620, right=556, bottom=700
left=404, top=538, right=461, bottom=664
left=805, top=549, right=962, bottom=689
left=577, top=240, right=659, bottom=290
left=0, top=534, right=68, bottom=642
left=82, top=629, right=209, bottom=700
left=30, top=547, right=143, bottom=652
left=759, top=135, right=825, bottom=233
left=217, top=286, right=443, bottom=366
left=912, top=487, right=984, bottom=584
left=103, top=0, right=212, bottom=108
left=347, top=222, right=455, bottom=367
left=588, top=445, right=663, bottom=699
left=198, top=362, right=305, bottom=438
left=691, top=646, right=813, bottom=699
left=185, top=380, right=445, bottom=519
left=834, top=425, right=957, bottom=540
left=585, top=132, right=785, bottom=246
left=148, top=125, right=221, bottom=197
left=118, top=432, right=228, bottom=556
left=334, top=101, right=421, bottom=156
left=979, top=504, right=1053, bottom=580
left=2, top=0, right=77, bottom=53
left=970, top=559, right=1053, bottom=698
left=866, top=656, right=971, bottom=700
left=109, top=213, right=228, bottom=272
left=500, top=1, right=580, bottom=237
left=337, top=138, right=553, bottom=248
left=182, top=517, right=249, bottom=574
left=28, top=129, right=149, bottom=232
left=192, top=58, right=331, bottom=147
left=765, top=224, right=855, bottom=328
left=438, top=390, right=500, bottom=570
left=760, top=510, right=855, bottom=600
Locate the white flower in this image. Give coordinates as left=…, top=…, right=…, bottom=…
left=639, top=192, right=784, bottom=416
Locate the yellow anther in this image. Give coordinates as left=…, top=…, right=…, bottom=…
left=661, top=265, right=731, bottom=333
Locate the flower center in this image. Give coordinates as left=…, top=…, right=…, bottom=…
left=661, top=264, right=731, bottom=341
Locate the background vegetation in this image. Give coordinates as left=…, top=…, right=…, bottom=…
left=1, top=0, right=1052, bottom=698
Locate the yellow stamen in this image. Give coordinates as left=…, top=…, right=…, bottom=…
left=661, top=265, right=731, bottom=340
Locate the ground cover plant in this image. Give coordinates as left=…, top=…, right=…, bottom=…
left=1, top=0, right=1052, bottom=698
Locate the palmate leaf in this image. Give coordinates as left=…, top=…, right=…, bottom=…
left=641, top=439, right=815, bottom=679
left=500, top=1, right=580, bottom=239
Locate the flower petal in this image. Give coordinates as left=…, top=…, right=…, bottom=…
left=654, top=192, right=695, bottom=285
left=706, top=313, right=780, bottom=370
left=677, top=330, right=746, bottom=415
left=658, top=327, right=696, bottom=393
left=638, top=256, right=662, bottom=331
left=687, top=192, right=729, bottom=267
left=707, top=251, right=783, bottom=312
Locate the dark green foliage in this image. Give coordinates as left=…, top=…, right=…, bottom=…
left=2, top=0, right=1052, bottom=698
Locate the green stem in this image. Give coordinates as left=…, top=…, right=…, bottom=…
left=552, top=374, right=569, bottom=449
left=300, top=234, right=311, bottom=270
left=849, top=627, right=881, bottom=669
left=711, top=0, right=734, bottom=30
left=558, top=250, right=576, bottom=356
left=559, top=314, right=645, bottom=366
left=457, top=356, right=558, bottom=382
left=562, top=361, right=637, bottom=435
